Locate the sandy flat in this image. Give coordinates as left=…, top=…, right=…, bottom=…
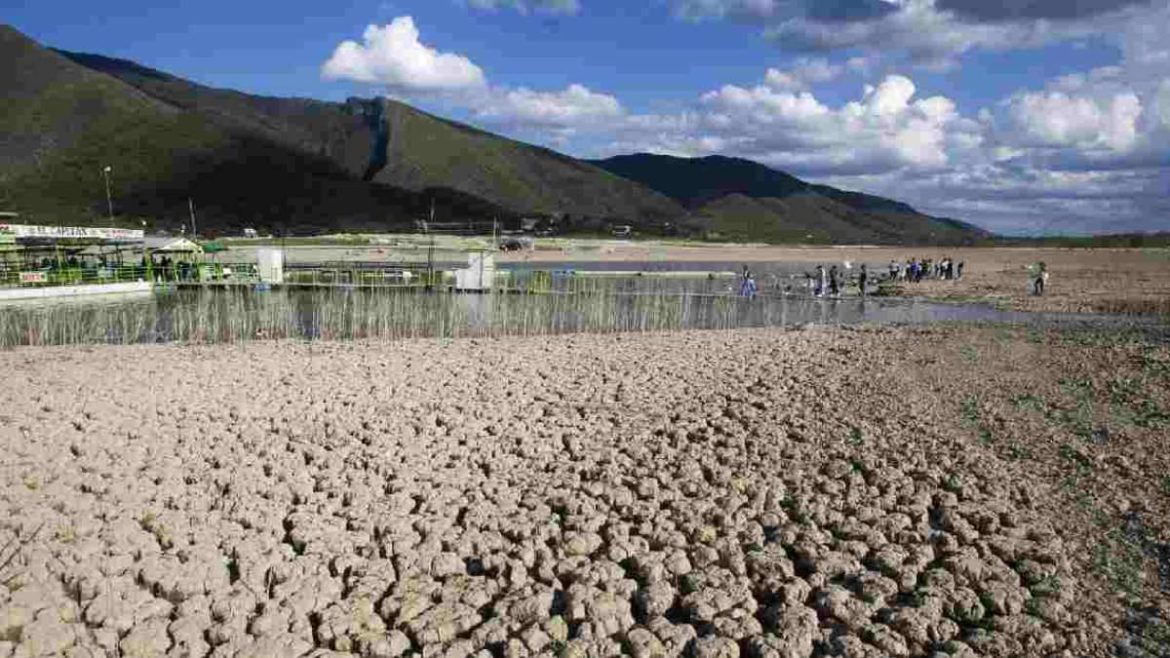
left=1, top=326, right=1167, bottom=657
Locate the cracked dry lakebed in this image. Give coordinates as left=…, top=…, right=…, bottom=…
left=1, top=325, right=1168, bottom=658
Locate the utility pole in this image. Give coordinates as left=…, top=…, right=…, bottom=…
left=102, top=166, right=114, bottom=222
left=426, top=198, right=435, bottom=291
left=188, top=198, right=197, bottom=238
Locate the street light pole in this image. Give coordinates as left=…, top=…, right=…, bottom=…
left=102, top=166, right=114, bottom=222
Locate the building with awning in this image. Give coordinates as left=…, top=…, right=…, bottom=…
left=0, top=222, right=152, bottom=297
left=0, top=222, right=145, bottom=268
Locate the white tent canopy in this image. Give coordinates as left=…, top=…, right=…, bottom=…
left=145, top=236, right=202, bottom=253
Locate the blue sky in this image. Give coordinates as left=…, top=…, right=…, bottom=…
left=7, top=0, right=1170, bottom=234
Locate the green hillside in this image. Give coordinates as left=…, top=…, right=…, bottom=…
left=593, top=153, right=990, bottom=245
left=0, top=26, right=522, bottom=233
left=1, top=24, right=989, bottom=244
left=53, top=49, right=683, bottom=226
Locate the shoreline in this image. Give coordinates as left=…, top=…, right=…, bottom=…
left=196, top=240, right=1170, bottom=316
left=498, top=243, right=1170, bottom=316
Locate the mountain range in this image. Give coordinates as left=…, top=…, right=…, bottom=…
left=0, top=24, right=990, bottom=243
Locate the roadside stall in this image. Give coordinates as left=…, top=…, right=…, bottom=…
left=145, top=236, right=205, bottom=281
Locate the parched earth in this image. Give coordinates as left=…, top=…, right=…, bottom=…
left=1, top=326, right=1168, bottom=658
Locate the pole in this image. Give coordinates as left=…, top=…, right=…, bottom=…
left=427, top=198, right=435, bottom=291
left=188, top=198, right=197, bottom=238
left=102, top=166, right=114, bottom=222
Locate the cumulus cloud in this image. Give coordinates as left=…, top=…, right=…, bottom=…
left=322, top=18, right=485, bottom=92
left=322, top=10, right=1170, bottom=233
left=324, top=17, right=620, bottom=138
left=1006, top=91, right=1143, bottom=151
left=832, top=165, right=1169, bottom=234
left=984, top=22, right=1170, bottom=173
left=465, top=0, right=580, bottom=14
left=644, top=73, right=971, bottom=174
left=673, top=0, right=1163, bottom=67
left=597, top=61, right=1168, bottom=232
left=763, top=58, right=843, bottom=91
left=476, top=84, right=623, bottom=129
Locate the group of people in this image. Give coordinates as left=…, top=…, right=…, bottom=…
left=734, top=255, right=987, bottom=300
left=734, top=256, right=1052, bottom=300
left=887, top=257, right=964, bottom=283
left=808, top=264, right=866, bottom=298
left=738, top=263, right=874, bottom=299
left=152, top=255, right=199, bottom=282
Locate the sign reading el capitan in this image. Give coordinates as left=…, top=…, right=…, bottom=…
left=0, top=224, right=145, bottom=241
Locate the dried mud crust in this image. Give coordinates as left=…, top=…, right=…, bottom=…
left=0, top=326, right=1167, bottom=658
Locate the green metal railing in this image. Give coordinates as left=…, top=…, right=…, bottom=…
left=0, top=265, right=152, bottom=289
left=0, top=262, right=264, bottom=289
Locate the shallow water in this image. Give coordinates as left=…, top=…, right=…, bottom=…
left=1, top=282, right=1162, bottom=347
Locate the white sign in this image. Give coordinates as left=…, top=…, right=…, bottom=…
left=257, top=248, right=283, bottom=284
left=19, top=272, right=47, bottom=284
left=0, top=224, right=144, bottom=241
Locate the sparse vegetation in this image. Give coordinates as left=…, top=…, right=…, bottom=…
left=2, top=278, right=786, bottom=347
left=1011, top=393, right=1045, bottom=413
left=1058, top=443, right=1094, bottom=474
left=960, top=344, right=979, bottom=363
left=960, top=396, right=981, bottom=427
left=1005, top=443, right=1033, bottom=460
left=1094, top=531, right=1147, bottom=602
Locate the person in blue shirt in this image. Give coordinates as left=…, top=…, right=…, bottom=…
left=739, top=274, right=758, bottom=299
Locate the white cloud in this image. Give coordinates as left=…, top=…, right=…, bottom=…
left=466, top=0, right=580, bottom=14
left=763, top=57, right=842, bottom=91
left=1155, top=81, right=1170, bottom=130
left=1007, top=91, right=1143, bottom=151
left=674, top=0, right=902, bottom=22
left=322, top=18, right=486, bottom=92
left=321, top=9, right=1170, bottom=233
left=655, top=73, right=968, bottom=173
left=324, top=17, right=621, bottom=138
left=846, top=56, right=872, bottom=74
left=830, top=165, right=1168, bottom=235
left=673, top=0, right=1163, bottom=68
left=477, top=84, right=623, bottom=129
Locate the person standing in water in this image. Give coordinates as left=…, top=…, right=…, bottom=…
left=739, top=271, right=757, bottom=298
left=858, top=264, right=869, bottom=297
left=815, top=265, right=826, bottom=297
left=829, top=265, right=840, bottom=297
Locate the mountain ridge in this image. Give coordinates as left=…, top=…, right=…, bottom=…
left=0, top=24, right=989, bottom=243
left=591, top=153, right=989, bottom=244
